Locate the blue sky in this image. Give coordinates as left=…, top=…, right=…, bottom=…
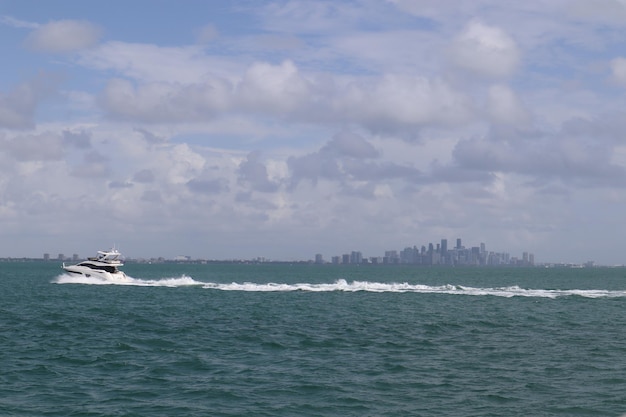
left=2, top=0, right=626, bottom=264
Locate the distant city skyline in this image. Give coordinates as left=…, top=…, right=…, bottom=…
left=316, top=237, right=535, bottom=267
left=2, top=2, right=626, bottom=265
left=34, top=237, right=562, bottom=266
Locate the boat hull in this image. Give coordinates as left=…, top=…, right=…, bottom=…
left=63, top=265, right=129, bottom=282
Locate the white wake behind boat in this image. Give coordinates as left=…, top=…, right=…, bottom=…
left=62, top=248, right=129, bottom=281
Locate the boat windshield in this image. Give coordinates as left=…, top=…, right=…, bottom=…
left=96, top=251, right=121, bottom=263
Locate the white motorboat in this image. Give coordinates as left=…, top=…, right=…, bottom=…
left=62, top=248, right=129, bottom=281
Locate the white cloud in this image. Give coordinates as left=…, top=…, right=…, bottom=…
left=450, top=20, right=520, bottom=78
left=237, top=60, right=311, bottom=114
left=70, top=150, right=110, bottom=178
left=25, top=19, right=102, bottom=53
left=237, top=151, right=280, bottom=193
left=101, top=77, right=232, bottom=123
left=162, top=144, right=206, bottom=185
left=334, top=74, right=473, bottom=130
left=96, top=56, right=473, bottom=134
left=450, top=116, right=626, bottom=187
left=486, top=84, right=530, bottom=126
left=0, top=132, right=64, bottom=161
left=322, top=130, right=379, bottom=159
left=0, top=75, right=60, bottom=128
left=4, top=1, right=626, bottom=263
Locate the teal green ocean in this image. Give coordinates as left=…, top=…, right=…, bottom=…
left=2, top=262, right=626, bottom=416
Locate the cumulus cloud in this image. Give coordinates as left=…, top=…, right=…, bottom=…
left=287, top=131, right=419, bottom=189
left=237, top=60, right=312, bottom=114
left=486, top=84, right=530, bottom=125
left=101, top=77, right=232, bottom=122
left=97, top=57, right=473, bottom=134
left=0, top=132, right=64, bottom=161
left=333, top=74, right=473, bottom=131
left=186, top=178, right=229, bottom=194
left=133, top=169, right=155, bottom=183
left=451, top=117, right=626, bottom=186
left=238, top=151, right=280, bottom=193
left=25, top=19, right=102, bottom=53
left=343, top=159, right=423, bottom=183
left=109, top=181, right=133, bottom=189
left=450, top=20, right=520, bottom=78
left=134, top=128, right=168, bottom=145
left=62, top=130, right=92, bottom=149
left=162, top=144, right=206, bottom=184
left=70, top=150, right=110, bottom=178
left=0, top=75, right=60, bottom=129
left=321, top=130, right=379, bottom=158
left=99, top=60, right=308, bottom=123
left=287, top=151, right=342, bottom=187
left=141, top=190, right=162, bottom=203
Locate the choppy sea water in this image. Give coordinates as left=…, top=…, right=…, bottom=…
left=2, top=262, right=626, bottom=416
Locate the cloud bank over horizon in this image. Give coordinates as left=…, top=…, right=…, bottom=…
left=1, top=0, right=626, bottom=264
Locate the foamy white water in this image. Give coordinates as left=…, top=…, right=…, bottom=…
left=203, top=279, right=626, bottom=298
left=52, top=276, right=626, bottom=298
left=52, top=274, right=204, bottom=287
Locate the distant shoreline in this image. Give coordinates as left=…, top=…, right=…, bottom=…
left=0, top=257, right=619, bottom=268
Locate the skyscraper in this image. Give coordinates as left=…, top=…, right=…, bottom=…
left=440, top=239, right=448, bottom=265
